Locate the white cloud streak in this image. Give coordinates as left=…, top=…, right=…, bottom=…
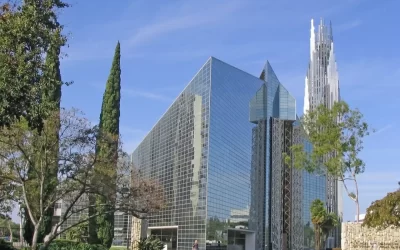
left=374, top=124, right=394, bottom=135
left=123, top=89, right=173, bottom=102
left=335, top=20, right=363, bottom=33
left=125, top=1, right=244, bottom=48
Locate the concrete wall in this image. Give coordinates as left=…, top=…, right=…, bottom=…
left=341, top=222, right=400, bottom=249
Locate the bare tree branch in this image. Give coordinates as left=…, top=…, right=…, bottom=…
left=0, top=109, right=164, bottom=248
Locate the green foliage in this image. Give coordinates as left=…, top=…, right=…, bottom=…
left=89, top=42, right=121, bottom=248
left=98, top=41, right=121, bottom=136
left=285, top=101, right=371, bottom=221
left=287, top=101, right=371, bottom=176
left=0, top=215, right=20, bottom=243
left=363, top=190, right=400, bottom=230
left=65, top=219, right=88, bottom=243
left=137, top=237, right=164, bottom=250
left=0, top=238, right=16, bottom=250
left=0, top=179, right=14, bottom=216
left=0, top=0, right=68, bottom=129
left=39, top=239, right=107, bottom=250
left=310, top=199, right=339, bottom=250
left=207, top=217, right=227, bottom=244
left=0, top=0, right=67, bottom=244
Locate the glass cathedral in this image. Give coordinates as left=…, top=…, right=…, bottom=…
left=131, top=57, right=326, bottom=250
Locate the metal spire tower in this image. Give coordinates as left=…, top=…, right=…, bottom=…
left=304, top=18, right=339, bottom=114
left=304, top=18, right=342, bottom=248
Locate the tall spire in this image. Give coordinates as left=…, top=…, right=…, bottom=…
left=304, top=18, right=339, bottom=112
left=310, top=19, right=315, bottom=60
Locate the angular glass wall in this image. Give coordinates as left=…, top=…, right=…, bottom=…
left=206, top=58, right=264, bottom=250
left=132, top=59, right=211, bottom=250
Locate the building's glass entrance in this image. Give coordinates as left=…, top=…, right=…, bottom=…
left=228, top=230, right=246, bottom=249
left=150, top=228, right=177, bottom=250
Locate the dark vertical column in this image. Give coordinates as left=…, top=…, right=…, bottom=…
left=250, top=119, right=267, bottom=250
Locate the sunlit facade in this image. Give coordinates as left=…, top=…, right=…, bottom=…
left=132, top=57, right=305, bottom=250
left=132, top=57, right=265, bottom=250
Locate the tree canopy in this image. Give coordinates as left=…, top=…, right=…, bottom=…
left=88, top=41, right=121, bottom=248
left=363, top=190, right=400, bottom=230
left=0, top=0, right=69, bottom=129
left=286, top=101, right=372, bottom=221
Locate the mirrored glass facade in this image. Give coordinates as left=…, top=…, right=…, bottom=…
left=132, top=59, right=212, bottom=250
left=207, top=59, right=264, bottom=249
left=132, top=58, right=267, bottom=250
left=131, top=57, right=326, bottom=250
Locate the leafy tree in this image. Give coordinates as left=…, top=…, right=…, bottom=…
left=207, top=217, right=227, bottom=244
left=363, top=190, right=400, bottom=230
left=286, top=101, right=372, bottom=222
left=0, top=109, right=164, bottom=250
left=310, top=199, right=339, bottom=250
left=0, top=0, right=68, bottom=244
left=65, top=218, right=88, bottom=243
left=88, top=42, right=121, bottom=248
left=0, top=214, right=19, bottom=242
left=0, top=179, right=14, bottom=217
left=137, top=236, right=164, bottom=250
left=0, top=0, right=68, bottom=129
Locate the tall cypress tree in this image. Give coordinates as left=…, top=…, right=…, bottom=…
left=88, top=42, right=121, bottom=248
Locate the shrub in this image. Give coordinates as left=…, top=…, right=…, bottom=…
left=0, top=238, right=16, bottom=250
left=137, top=236, right=164, bottom=250
left=38, top=239, right=108, bottom=250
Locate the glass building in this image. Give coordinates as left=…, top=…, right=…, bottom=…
left=132, top=57, right=264, bottom=250
left=131, top=57, right=326, bottom=250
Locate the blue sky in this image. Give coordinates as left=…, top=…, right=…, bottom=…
left=12, top=0, right=399, bottom=222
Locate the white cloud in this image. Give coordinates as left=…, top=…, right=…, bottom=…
left=336, top=20, right=363, bottom=33
left=374, top=124, right=394, bottom=135
left=123, top=89, right=173, bottom=102
left=125, top=0, right=244, bottom=48
left=120, top=126, right=147, bottom=135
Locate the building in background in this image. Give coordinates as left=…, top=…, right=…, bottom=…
left=304, top=18, right=342, bottom=247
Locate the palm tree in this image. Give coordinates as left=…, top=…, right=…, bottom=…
left=310, top=199, right=339, bottom=250
left=321, top=212, right=339, bottom=248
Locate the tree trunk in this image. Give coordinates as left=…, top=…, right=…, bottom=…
left=356, top=200, right=360, bottom=223
left=41, top=234, right=52, bottom=250
left=315, top=226, right=320, bottom=250
left=31, top=223, right=40, bottom=250
left=31, top=226, right=40, bottom=250
left=7, top=219, right=13, bottom=242
left=20, top=206, right=24, bottom=244
left=354, top=177, right=360, bottom=223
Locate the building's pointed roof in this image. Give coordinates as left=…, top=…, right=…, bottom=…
left=259, top=60, right=280, bottom=84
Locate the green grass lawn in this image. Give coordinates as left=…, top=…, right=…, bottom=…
left=109, top=246, right=127, bottom=250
